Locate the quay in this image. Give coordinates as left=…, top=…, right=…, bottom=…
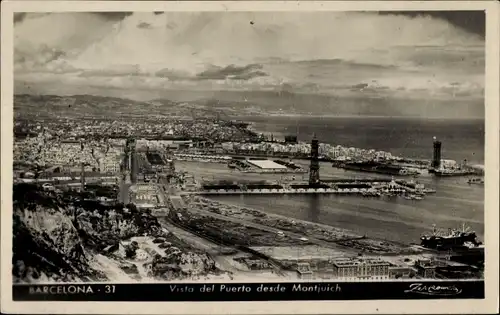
left=190, top=189, right=378, bottom=196
left=192, top=178, right=430, bottom=197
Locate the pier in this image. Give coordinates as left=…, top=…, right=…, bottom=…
left=192, top=178, right=431, bottom=197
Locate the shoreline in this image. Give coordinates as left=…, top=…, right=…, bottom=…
left=184, top=195, right=411, bottom=254
left=240, top=113, right=486, bottom=121
left=186, top=195, right=359, bottom=237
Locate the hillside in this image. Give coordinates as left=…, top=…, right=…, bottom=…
left=12, top=184, right=222, bottom=283
left=14, top=94, right=182, bottom=119
left=14, top=91, right=484, bottom=120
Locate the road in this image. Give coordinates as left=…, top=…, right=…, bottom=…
left=157, top=177, right=180, bottom=206
left=118, top=174, right=130, bottom=204
left=161, top=219, right=224, bottom=253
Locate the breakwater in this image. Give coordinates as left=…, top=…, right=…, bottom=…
left=188, top=188, right=400, bottom=196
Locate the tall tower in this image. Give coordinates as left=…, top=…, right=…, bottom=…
left=432, top=136, right=442, bottom=169
left=309, top=134, right=320, bottom=185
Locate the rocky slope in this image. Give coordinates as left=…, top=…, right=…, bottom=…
left=12, top=184, right=221, bottom=283
left=12, top=184, right=104, bottom=283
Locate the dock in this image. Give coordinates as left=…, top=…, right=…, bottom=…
left=189, top=178, right=433, bottom=197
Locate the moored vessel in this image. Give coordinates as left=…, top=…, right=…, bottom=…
left=334, top=160, right=420, bottom=176
left=420, top=223, right=482, bottom=250
left=467, top=177, right=484, bottom=184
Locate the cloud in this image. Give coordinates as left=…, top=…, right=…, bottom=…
left=231, top=70, right=268, bottom=80
left=377, top=11, right=485, bottom=37
left=13, top=11, right=484, bottom=104
left=154, top=68, right=192, bottom=80
left=14, top=44, right=79, bottom=75
left=196, top=64, right=268, bottom=80
left=79, top=65, right=142, bottom=77
left=137, top=22, right=152, bottom=29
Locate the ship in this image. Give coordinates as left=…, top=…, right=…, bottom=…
left=420, top=223, right=482, bottom=250
left=467, top=177, right=484, bottom=185
left=335, top=161, right=419, bottom=176
left=432, top=168, right=476, bottom=177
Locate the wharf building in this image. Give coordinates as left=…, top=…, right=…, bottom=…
left=331, top=258, right=390, bottom=280
left=296, top=262, right=314, bottom=280
left=388, top=266, right=413, bottom=279
left=414, top=259, right=437, bottom=279
left=412, top=258, right=476, bottom=279
left=233, top=257, right=272, bottom=271
left=246, top=159, right=289, bottom=171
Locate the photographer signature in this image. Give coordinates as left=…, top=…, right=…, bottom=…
left=404, top=283, right=462, bottom=296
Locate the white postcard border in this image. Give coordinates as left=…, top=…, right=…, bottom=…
left=1, top=1, right=499, bottom=314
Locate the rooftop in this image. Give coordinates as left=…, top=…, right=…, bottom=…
left=332, top=258, right=390, bottom=267
left=170, top=196, right=186, bottom=210
left=247, top=159, right=288, bottom=170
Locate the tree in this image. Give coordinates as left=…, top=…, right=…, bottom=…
left=125, top=247, right=136, bottom=259
left=125, top=242, right=139, bottom=259
left=126, top=203, right=138, bottom=214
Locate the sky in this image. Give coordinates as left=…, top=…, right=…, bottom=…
left=14, top=11, right=485, bottom=107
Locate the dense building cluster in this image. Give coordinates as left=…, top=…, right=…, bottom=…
left=15, top=118, right=258, bottom=143
left=14, top=137, right=122, bottom=173
left=219, top=141, right=396, bottom=161
left=15, top=116, right=400, bottom=178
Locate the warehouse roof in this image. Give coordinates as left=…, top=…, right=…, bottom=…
left=247, top=159, right=287, bottom=169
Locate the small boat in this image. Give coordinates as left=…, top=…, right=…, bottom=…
left=467, top=178, right=484, bottom=185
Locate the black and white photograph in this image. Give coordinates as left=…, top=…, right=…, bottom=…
left=1, top=1, right=498, bottom=314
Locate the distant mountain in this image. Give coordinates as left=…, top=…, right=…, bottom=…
left=14, top=91, right=484, bottom=119
left=14, top=94, right=186, bottom=119
left=144, top=89, right=484, bottom=118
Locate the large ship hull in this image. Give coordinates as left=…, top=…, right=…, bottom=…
left=433, top=171, right=475, bottom=177
left=334, top=161, right=418, bottom=176
left=430, top=169, right=477, bottom=177
left=420, top=232, right=480, bottom=250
